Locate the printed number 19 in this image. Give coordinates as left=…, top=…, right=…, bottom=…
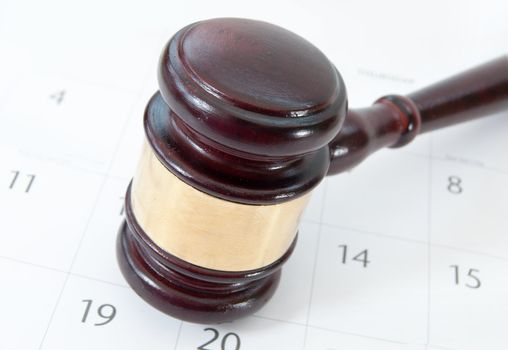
left=81, top=299, right=116, bottom=326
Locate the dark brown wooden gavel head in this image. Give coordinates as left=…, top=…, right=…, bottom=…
left=116, top=18, right=508, bottom=324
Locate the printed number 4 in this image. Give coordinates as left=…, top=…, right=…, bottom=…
left=50, top=90, right=66, bottom=105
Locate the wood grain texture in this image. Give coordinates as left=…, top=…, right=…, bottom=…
left=117, top=185, right=293, bottom=323
left=145, top=91, right=329, bottom=204
left=158, top=18, right=347, bottom=157
left=409, top=56, right=508, bottom=133
left=117, top=17, right=508, bottom=323
left=328, top=56, right=508, bottom=175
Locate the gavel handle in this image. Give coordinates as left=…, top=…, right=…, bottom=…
left=327, top=56, right=508, bottom=176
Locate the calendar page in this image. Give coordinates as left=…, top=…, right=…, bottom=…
left=1, top=0, right=507, bottom=349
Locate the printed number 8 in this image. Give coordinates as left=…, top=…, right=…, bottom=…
left=447, top=176, right=462, bottom=194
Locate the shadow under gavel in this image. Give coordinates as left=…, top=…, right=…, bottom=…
left=116, top=17, right=508, bottom=324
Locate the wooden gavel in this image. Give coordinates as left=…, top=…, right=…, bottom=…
left=116, top=18, right=508, bottom=324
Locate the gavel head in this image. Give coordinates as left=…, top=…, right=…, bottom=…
left=117, top=17, right=347, bottom=323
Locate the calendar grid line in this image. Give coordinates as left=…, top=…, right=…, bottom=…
left=36, top=274, right=70, bottom=350
left=435, top=155, right=508, bottom=177
left=427, top=242, right=508, bottom=263
left=1, top=3, right=506, bottom=349
left=429, top=343, right=456, bottom=350
left=37, top=69, right=154, bottom=350
left=29, top=137, right=504, bottom=196
left=425, top=136, right=434, bottom=347
left=0, top=244, right=471, bottom=350
left=306, top=324, right=411, bottom=346
left=402, top=149, right=508, bottom=177
left=173, top=321, right=184, bottom=350
left=13, top=149, right=131, bottom=183
left=0, top=253, right=130, bottom=288
left=306, top=219, right=428, bottom=244
left=37, top=174, right=112, bottom=350
left=302, top=179, right=329, bottom=349
left=0, top=237, right=460, bottom=350
left=0, top=254, right=68, bottom=275
left=48, top=71, right=142, bottom=95
left=252, top=313, right=307, bottom=327
left=17, top=154, right=132, bottom=184
left=253, top=313, right=415, bottom=346
left=302, top=220, right=508, bottom=264
left=257, top=311, right=464, bottom=350
left=36, top=25, right=174, bottom=346
left=68, top=272, right=129, bottom=289
left=0, top=73, right=17, bottom=116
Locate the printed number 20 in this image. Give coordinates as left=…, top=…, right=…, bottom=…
left=197, top=328, right=241, bottom=350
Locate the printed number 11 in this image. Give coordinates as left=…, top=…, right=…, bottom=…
left=9, top=170, right=35, bottom=193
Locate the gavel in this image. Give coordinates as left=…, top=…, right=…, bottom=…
left=116, top=17, right=508, bottom=324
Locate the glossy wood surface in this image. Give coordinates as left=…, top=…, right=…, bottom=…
left=410, top=56, right=508, bottom=133
left=328, top=56, right=508, bottom=175
left=153, top=18, right=348, bottom=205
left=146, top=92, right=330, bottom=205
left=152, top=17, right=508, bottom=199
left=117, top=18, right=508, bottom=324
left=118, top=184, right=292, bottom=323
left=158, top=18, right=347, bottom=158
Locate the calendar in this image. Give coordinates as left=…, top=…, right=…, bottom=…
left=1, top=0, right=507, bottom=349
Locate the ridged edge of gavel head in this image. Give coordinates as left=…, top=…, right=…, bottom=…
left=143, top=18, right=349, bottom=204
left=157, top=17, right=347, bottom=158
left=120, top=18, right=349, bottom=321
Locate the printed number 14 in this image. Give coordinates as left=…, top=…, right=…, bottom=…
left=338, top=245, right=370, bottom=268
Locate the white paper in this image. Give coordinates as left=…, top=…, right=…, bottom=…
left=1, top=0, right=507, bottom=349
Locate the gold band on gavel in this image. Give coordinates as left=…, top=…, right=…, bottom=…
left=130, top=141, right=311, bottom=272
